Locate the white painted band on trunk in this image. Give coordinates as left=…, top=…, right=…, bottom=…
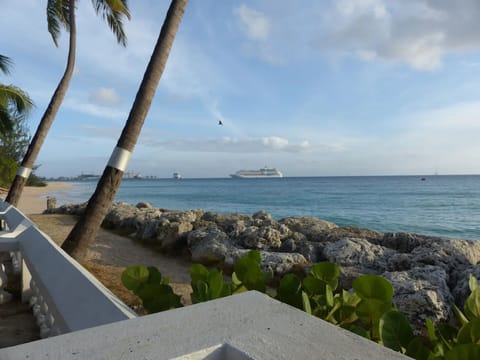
left=17, top=167, right=32, bottom=178
left=107, top=147, right=131, bottom=172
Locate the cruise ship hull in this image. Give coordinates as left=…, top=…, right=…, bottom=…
left=230, top=167, right=283, bottom=178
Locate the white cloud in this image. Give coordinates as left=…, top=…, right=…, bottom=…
left=144, top=136, right=311, bottom=153
left=64, top=97, right=126, bottom=120
left=234, top=4, right=271, bottom=41
left=89, top=87, right=122, bottom=107
left=322, top=0, right=480, bottom=70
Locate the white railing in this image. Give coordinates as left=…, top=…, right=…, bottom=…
left=0, top=201, right=136, bottom=338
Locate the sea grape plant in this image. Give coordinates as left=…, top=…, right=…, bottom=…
left=121, top=265, right=182, bottom=313
left=122, top=251, right=480, bottom=359
left=189, top=264, right=232, bottom=303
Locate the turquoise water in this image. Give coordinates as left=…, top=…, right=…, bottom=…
left=52, top=175, right=480, bottom=240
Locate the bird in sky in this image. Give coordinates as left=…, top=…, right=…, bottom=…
left=218, top=120, right=223, bottom=125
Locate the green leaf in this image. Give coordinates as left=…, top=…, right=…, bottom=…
left=121, top=266, right=149, bottom=292
left=232, top=271, right=242, bottom=286
left=136, top=283, right=182, bottom=313
left=469, top=274, right=479, bottom=293
left=426, top=318, right=438, bottom=342
left=302, top=291, right=312, bottom=314
left=356, top=299, right=393, bottom=339
left=405, top=337, right=431, bottom=360
left=353, top=275, right=394, bottom=303
left=343, top=324, right=370, bottom=339
left=309, top=262, right=340, bottom=290
left=147, top=266, right=163, bottom=284
left=445, top=344, right=480, bottom=360
left=325, top=284, right=334, bottom=307
left=190, top=263, right=209, bottom=284
left=191, top=281, right=209, bottom=304
left=438, top=323, right=457, bottom=350
left=276, top=274, right=303, bottom=309
left=464, top=288, right=480, bottom=320
left=207, top=268, right=225, bottom=299
left=457, top=318, right=480, bottom=345
left=302, top=276, right=327, bottom=296
left=379, top=310, right=414, bottom=352
left=233, top=250, right=271, bottom=292
left=453, top=303, right=470, bottom=327
left=342, top=290, right=361, bottom=307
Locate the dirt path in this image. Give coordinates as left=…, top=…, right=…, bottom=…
left=29, top=214, right=193, bottom=308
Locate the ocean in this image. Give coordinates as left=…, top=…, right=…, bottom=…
left=50, top=175, right=480, bottom=241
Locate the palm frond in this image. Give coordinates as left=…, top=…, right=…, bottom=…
left=0, top=105, right=14, bottom=135
left=47, top=0, right=71, bottom=46
left=0, top=85, right=34, bottom=115
left=91, top=0, right=130, bottom=46
left=0, top=55, right=13, bottom=75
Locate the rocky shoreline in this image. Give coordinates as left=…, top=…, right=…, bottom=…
left=47, top=202, right=480, bottom=332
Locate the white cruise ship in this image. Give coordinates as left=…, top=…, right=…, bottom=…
left=230, top=167, right=283, bottom=178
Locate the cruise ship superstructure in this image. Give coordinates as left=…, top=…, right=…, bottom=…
left=230, top=167, right=283, bottom=178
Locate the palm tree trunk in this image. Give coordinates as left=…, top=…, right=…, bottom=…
left=62, top=0, right=188, bottom=260
left=6, top=0, right=76, bottom=206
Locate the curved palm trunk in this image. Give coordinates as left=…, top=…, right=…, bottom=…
left=62, top=0, right=188, bottom=260
left=6, top=0, right=76, bottom=206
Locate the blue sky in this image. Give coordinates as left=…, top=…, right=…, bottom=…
left=2, top=0, right=480, bottom=178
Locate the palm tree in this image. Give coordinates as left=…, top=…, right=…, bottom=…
left=62, top=0, right=188, bottom=260
left=6, top=0, right=130, bottom=206
left=0, top=55, right=34, bottom=134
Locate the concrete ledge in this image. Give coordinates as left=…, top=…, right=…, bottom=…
left=0, top=291, right=409, bottom=360
left=0, top=201, right=136, bottom=338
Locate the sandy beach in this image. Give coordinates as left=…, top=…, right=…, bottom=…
left=0, top=182, right=72, bottom=215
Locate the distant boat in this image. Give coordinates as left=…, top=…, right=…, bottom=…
left=230, top=167, right=283, bottom=179
left=124, top=171, right=143, bottom=179
left=421, top=177, right=426, bottom=181
left=173, top=172, right=182, bottom=180
left=74, top=174, right=100, bottom=181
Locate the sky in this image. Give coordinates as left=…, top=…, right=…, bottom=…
left=2, top=0, right=480, bottom=178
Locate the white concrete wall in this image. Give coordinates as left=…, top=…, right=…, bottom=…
left=0, top=201, right=137, bottom=337
left=0, top=291, right=409, bottom=360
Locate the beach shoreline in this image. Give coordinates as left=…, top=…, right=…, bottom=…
left=0, top=182, right=72, bottom=215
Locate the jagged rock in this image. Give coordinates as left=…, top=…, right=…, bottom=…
left=240, top=226, right=282, bottom=249
left=154, top=219, right=193, bottom=251
left=136, top=202, right=153, bottom=209
left=451, top=264, right=480, bottom=306
left=373, top=233, right=431, bottom=253
left=137, top=219, right=158, bottom=242
left=224, top=249, right=308, bottom=276
left=162, top=210, right=199, bottom=224
left=410, top=238, right=480, bottom=274
left=278, top=217, right=338, bottom=241
left=187, top=226, right=235, bottom=263
left=387, top=253, right=412, bottom=272
left=102, top=202, right=141, bottom=233
left=252, top=210, right=272, bottom=221
left=45, top=202, right=87, bottom=215
left=201, top=212, right=250, bottom=233
left=228, top=220, right=247, bottom=238
left=316, top=226, right=383, bottom=243
left=279, top=240, right=324, bottom=263
left=323, top=237, right=397, bottom=272
left=382, top=266, right=453, bottom=332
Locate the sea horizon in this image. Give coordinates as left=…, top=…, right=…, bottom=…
left=47, top=175, right=480, bottom=241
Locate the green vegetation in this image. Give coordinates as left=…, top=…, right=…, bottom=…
left=0, top=54, right=33, bottom=189
left=0, top=112, right=30, bottom=188
left=122, top=250, right=480, bottom=359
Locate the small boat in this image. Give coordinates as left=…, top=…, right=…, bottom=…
left=421, top=177, right=426, bottom=181
left=230, top=166, right=283, bottom=178
left=173, top=172, right=182, bottom=180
